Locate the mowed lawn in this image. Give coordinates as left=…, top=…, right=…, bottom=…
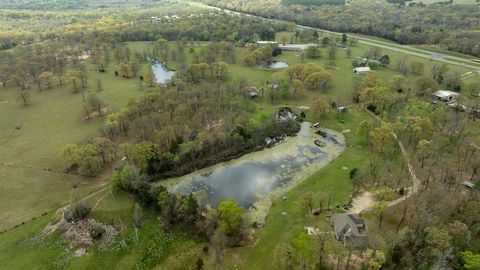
left=0, top=61, right=146, bottom=230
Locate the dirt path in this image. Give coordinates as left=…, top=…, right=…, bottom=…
left=348, top=191, right=374, bottom=214
left=363, top=109, right=420, bottom=208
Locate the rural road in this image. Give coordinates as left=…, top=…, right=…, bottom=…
left=187, top=1, right=480, bottom=72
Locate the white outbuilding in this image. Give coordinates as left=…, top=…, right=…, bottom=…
left=432, top=90, right=460, bottom=102
left=353, top=66, right=371, bottom=75
left=256, top=41, right=278, bottom=47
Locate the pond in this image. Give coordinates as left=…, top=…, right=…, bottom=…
left=152, top=61, right=175, bottom=84
left=161, top=122, right=345, bottom=223
left=262, top=61, right=289, bottom=69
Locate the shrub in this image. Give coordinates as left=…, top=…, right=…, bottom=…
left=90, top=224, right=105, bottom=239
left=65, top=199, right=91, bottom=222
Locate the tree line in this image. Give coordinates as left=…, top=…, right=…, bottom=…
left=202, top=0, right=480, bottom=57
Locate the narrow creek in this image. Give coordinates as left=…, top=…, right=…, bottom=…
left=160, top=122, right=345, bottom=223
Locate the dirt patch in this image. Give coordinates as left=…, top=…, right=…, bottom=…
left=348, top=191, right=374, bottom=214
left=3, top=161, right=14, bottom=166
left=83, top=107, right=110, bottom=121
left=42, top=208, right=117, bottom=255
left=63, top=218, right=117, bottom=249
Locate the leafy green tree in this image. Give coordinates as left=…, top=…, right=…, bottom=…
left=65, top=198, right=91, bottom=222
left=304, top=71, right=332, bottom=91
left=425, top=226, right=452, bottom=255
left=367, top=249, right=386, bottom=270
left=19, top=90, right=31, bottom=106
left=369, top=123, right=394, bottom=153
left=311, top=99, right=330, bottom=118
left=291, top=79, right=304, bottom=99
left=416, top=76, right=439, bottom=95
left=301, top=191, right=314, bottom=214
left=111, top=164, right=132, bottom=190
left=462, top=251, right=480, bottom=270
left=39, top=71, right=54, bottom=89
left=273, top=243, right=296, bottom=270
left=389, top=75, right=406, bottom=93
left=360, top=71, right=381, bottom=91
left=379, top=55, right=390, bottom=66
left=305, top=46, right=321, bottom=59
left=218, top=199, right=244, bottom=238
left=376, top=202, right=386, bottom=229
left=86, top=93, right=104, bottom=116
left=410, top=61, right=425, bottom=75
left=356, top=120, right=373, bottom=143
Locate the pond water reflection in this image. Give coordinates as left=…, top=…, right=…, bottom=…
left=262, top=61, right=289, bottom=69
left=152, top=61, right=175, bottom=84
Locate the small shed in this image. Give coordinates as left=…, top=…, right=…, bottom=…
left=353, top=66, right=371, bottom=75
left=432, top=90, right=460, bottom=102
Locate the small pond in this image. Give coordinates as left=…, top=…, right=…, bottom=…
left=152, top=61, right=175, bottom=84
left=161, top=122, right=345, bottom=223
left=262, top=61, right=289, bottom=69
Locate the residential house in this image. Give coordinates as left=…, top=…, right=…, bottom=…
left=331, top=214, right=368, bottom=248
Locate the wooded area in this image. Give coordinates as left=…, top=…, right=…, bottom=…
left=203, top=0, right=480, bottom=57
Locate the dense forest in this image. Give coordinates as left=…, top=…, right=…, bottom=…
left=201, top=0, right=480, bottom=57
left=0, top=0, right=156, bottom=10
left=281, top=0, right=345, bottom=5
left=0, top=3, right=280, bottom=50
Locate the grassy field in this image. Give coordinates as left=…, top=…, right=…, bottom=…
left=0, top=58, right=147, bottom=230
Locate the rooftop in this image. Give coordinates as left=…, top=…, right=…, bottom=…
left=432, top=90, right=460, bottom=98
left=353, top=67, right=371, bottom=72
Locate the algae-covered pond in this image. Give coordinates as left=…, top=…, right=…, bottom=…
left=161, top=122, right=345, bottom=222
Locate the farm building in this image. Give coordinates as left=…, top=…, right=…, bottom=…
left=353, top=66, right=371, bottom=75
left=279, top=43, right=316, bottom=51
left=432, top=90, right=460, bottom=102
left=256, top=41, right=278, bottom=47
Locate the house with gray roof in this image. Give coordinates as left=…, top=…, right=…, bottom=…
left=331, top=213, right=368, bottom=248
